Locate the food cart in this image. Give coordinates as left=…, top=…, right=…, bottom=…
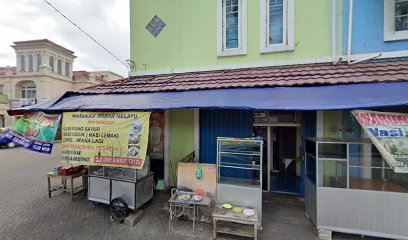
left=88, top=161, right=154, bottom=221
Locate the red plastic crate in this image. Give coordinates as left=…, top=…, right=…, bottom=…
left=57, top=165, right=83, bottom=176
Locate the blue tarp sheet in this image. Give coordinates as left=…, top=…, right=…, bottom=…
left=10, top=82, right=408, bottom=113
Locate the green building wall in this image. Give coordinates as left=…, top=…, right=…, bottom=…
left=130, top=0, right=340, bottom=73
left=169, top=109, right=195, bottom=186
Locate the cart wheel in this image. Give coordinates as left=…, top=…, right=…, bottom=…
left=110, top=198, right=129, bottom=222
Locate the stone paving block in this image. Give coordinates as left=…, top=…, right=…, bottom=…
left=0, top=145, right=384, bottom=240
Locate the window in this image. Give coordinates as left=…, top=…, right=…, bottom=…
left=28, top=55, right=33, bottom=71
left=36, top=54, right=41, bottom=71
left=65, top=62, right=70, bottom=76
left=49, top=56, right=54, bottom=72
left=217, top=0, right=247, bottom=56
left=20, top=55, right=25, bottom=71
left=384, top=0, right=408, bottom=41
left=396, top=0, right=408, bottom=31
left=21, top=85, right=36, bottom=99
left=260, top=0, right=295, bottom=53
left=318, top=159, right=347, bottom=188
left=349, top=145, right=408, bottom=193
left=57, top=59, right=62, bottom=74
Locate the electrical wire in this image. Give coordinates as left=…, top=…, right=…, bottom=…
left=42, top=0, right=130, bottom=70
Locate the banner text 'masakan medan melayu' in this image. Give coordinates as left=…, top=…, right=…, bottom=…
left=61, top=112, right=151, bottom=169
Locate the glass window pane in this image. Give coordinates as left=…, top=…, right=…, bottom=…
left=350, top=167, right=408, bottom=193
left=318, top=143, right=347, bottom=159
left=396, top=16, right=408, bottom=31
left=225, top=0, right=239, bottom=49
left=305, top=139, right=316, bottom=157
left=20, top=55, right=25, bottom=71
left=65, top=62, right=70, bottom=76
left=306, top=154, right=316, bottom=184
left=396, top=1, right=408, bottom=31
left=318, top=160, right=347, bottom=188
left=349, top=144, right=388, bottom=167
left=341, top=110, right=361, bottom=139
left=269, top=0, right=284, bottom=44
left=226, top=6, right=232, bottom=13
left=37, top=54, right=41, bottom=71
left=58, top=59, right=62, bottom=74
left=28, top=55, right=33, bottom=71
left=219, top=167, right=261, bottom=187
left=49, top=56, right=54, bottom=72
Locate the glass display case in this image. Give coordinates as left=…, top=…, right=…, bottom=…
left=88, top=159, right=153, bottom=210
left=217, top=138, right=262, bottom=187
left=304, top=138, right=408, bottom=238
left=216, top=137, right=263, bottom=227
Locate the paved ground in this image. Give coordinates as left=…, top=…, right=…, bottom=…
left=0, top=144, right=383, bottom=240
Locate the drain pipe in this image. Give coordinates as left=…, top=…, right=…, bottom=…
left=332, top=0, right=337, bottom=63
left=347, top=0, right=353, bottom=63
left=349, top=53, right=382, bottom=65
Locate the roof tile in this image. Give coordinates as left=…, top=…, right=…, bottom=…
left=74, top=60, right=408, bottom=94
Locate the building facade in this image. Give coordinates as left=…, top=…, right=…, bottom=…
left=13, top=1, right=408, bottom=239
left=0, top=39, right=123, bottom=127
left=130, top=0, right=339, bottom=74
left=126, top=1, right=408, bottom=239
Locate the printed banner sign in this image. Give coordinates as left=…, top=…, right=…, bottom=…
left=0, top=112, right=61, bottom=154
left=62, top=111, right=151, bottom=169
left=352, top=110, right=408, bottom=173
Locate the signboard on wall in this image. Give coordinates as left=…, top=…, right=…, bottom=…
left=61, top=111, right=151, bottom=169
left=0, top=112, right=61, bottom=154
left=352, top=110, right=408, bottom=173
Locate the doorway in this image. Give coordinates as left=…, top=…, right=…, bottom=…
left=253, top=125, right=300, bottom=194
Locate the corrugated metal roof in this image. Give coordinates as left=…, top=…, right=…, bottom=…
left=75, top=60, right=408, bottom=94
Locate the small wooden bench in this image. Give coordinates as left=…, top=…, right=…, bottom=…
left=47, top=171, right=87, bottom=200
left=212, top=205, right=258, bottom=240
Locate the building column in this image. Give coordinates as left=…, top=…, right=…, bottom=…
left=194, top=108, right=200, bottom=161
left=164, top=110, right=170, bottom=187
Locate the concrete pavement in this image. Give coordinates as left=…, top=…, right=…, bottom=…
left=0, top=145, right=381, bottom=240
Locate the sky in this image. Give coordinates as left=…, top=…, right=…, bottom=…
left=0, top=0, right=130, bottom=77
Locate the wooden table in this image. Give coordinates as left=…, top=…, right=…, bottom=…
left=168, top=191, right=211, bottom=232
left=212, top=205, right=258, bottom=240
left=47, top=171, right=87, bottom=200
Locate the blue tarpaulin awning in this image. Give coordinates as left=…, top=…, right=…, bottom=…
left=9, top=82, right=408, bottom=114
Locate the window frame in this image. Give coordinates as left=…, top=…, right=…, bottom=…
left=36, top=54, right=41, bottom=71
left=57, top=59, right=62, bottom=74
left=65, top=62, right=70, bottom=76
left=19, top=55, right=25, bottom=71
left=217, top=0, right=247, bottom=57
left=260, top=0, right=295, bottom=53
left=21, top=85, right=36, bottom=99
left=49, top=56, right=54, bottom=72
left=28, top=55, right=33, bottom=71
left=384, top=0, right=408, bottom=41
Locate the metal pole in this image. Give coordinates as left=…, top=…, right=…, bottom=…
left=347, top=0, right=353, bottom=63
